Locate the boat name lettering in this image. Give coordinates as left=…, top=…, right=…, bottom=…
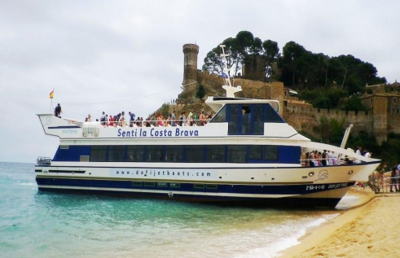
left=62, top=129, right=77, bottom=134
left=110, top=168, right=216, bottom=179
left=306, top=185, right=325, bottom=191
left=328, top=183, right=348, bottom=189
left=306, top=183, right=348, bottom=191
left=117, top=128, right=199, bottom=138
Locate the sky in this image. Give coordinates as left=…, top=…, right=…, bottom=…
left=1, top=0, right=400, bottom=163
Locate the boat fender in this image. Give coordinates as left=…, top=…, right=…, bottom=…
left=168, top=192, right=173, bottom=198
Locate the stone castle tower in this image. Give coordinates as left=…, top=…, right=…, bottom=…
left=182, top=44, right=199, bottom=90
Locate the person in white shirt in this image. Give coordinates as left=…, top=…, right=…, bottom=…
left=354, top=146, right=362, bottom=163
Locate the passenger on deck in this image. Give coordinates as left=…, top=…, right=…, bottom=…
left=193, top=112, right=199, bottom=126
left=87, top=114, right=92, bottom=122
left=188, top=112, right=193, bottom=126
left=129, top=112, right=135, bottom=127
left=354, top=146, right=362, bottom=163
left=199, top=110, right=206, bottom=125
left=104, top=114, right=109, bottom=126
left=157, top=114, right=164, bottom=127
left=321, top=150, right=327, bottom=166
left=54, top=103, right=62, bottom=118
left=120, top=112, right=127, bottom=127
left=109, top=114, right=114, bottom=127
left=364, top=150, right=372, bottom=158
left=100, top=112, right=106, bottom=125
left=166, top=114, right=172, bottom=126
left=171, top=110, right=176, bottom=126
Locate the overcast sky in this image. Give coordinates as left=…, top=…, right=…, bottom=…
left=1, top=0, right=399, bottom=163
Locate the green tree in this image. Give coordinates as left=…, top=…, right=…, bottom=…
left=262, top=40, right=280, bottom=78
left=344, top=96, right=365, bottom=111
left=196, top=84, right=206, bottom=100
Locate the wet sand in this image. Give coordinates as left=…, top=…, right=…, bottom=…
left=281, top=188, right=400, bottom=258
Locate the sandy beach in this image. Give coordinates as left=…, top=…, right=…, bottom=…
left=281, top=188, right=400, bottom=258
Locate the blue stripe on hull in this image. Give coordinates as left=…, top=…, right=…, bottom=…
left=36, top=177, right=351, bottom=208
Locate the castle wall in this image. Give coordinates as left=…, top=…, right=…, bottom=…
left=372, top=95, right=388, bottom=144
left=284, top=101, right=374, bottom=139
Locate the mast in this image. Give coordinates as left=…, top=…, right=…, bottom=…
left=220, top=45, right=242, bottom=98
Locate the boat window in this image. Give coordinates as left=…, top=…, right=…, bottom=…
left=165, top=146, right=183, bottom=162
left=157, top=182, right=168, bottom=187
left=265, top=104, right=285, bottom=123
left=90, top=146, right=107, bottom=162
left=227, top=145, right=246, bottom=163
left=206, top=145, right=225, bottom=162
left=144, top=182, right=155, bottom=187
left=264, top=146, right=279, bottom=160
left=80, top=155, right=90, bottom=162
left=253, top=105, right=264, bottom=135
left=241, top=105, right=251, bottom=134
left=132, top=182, right=142, bottom=187
left=206, top=185, right=218, bottom=190
left=185, top=145, right=204, bottom=162
left=228, top=105, right=240, bottom=134
left=108, top=146, right=125, bottom=162
left=249, top=145, right=263, bottom=160
left=210, top=105, right=227, bottom=122
left=146, top=146, right=163, bottom=162
left=127, top=146, right=144, bottom=162
left=170, top=183, right=180, bottom=188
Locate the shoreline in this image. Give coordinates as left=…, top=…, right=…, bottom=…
left=279, top=187, right=375, bottom=258
left=280, top=188, right=400, bottom=258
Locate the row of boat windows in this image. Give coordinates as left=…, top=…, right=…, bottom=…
left=88, top=145, right=279, bottom=163
left=132, top=182, right=218, bottom=190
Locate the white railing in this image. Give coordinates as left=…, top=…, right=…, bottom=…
left=96, top=119, right=210, bottom=128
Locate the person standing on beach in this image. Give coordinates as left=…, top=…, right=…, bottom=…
left=390, top=166, right=399, bottom=192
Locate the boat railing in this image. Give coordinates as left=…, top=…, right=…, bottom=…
left=95, top=118, right=210, bottom=128
left=300, top=157, right=347, bottom=167
left=36, top=156, right=51, bottom=166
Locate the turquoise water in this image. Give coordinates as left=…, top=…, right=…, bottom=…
left=0, top=162, right=340, bottom=258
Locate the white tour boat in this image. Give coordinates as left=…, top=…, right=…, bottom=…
left=35, top=46, right=380, bottom=208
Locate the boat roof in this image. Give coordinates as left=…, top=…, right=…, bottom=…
left=205, top=96, right=280, bottom=113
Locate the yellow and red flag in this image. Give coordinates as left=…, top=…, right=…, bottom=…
left=49, top=89, right=54, bottom=99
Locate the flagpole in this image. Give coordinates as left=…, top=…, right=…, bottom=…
left=49, top=88, right=54, bottom=113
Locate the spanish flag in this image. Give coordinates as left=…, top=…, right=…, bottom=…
left=49, top=89, right=54, bottom=99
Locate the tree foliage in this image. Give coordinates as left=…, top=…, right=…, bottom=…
left=314, top=117, right=346, bottom=145
left=203, top=31, right=387, bottom=109
left=202, top=31, right=280, bottom=78
left=196, top=84, right=206, bottom=100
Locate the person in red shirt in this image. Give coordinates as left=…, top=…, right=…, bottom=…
left=109, top=114, right=114, bottom=127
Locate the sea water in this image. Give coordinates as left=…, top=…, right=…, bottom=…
left=0, top=162, right=341, bottom=258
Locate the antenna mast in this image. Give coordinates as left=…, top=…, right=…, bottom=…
left=220, top=45, right=241, bottom=97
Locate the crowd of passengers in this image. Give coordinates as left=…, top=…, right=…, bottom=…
left=302, top=147, right=372, bottom=167
left=85, top=110, right=214, bottom=127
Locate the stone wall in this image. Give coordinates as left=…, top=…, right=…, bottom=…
left=284, top=100, right=374, bottom=139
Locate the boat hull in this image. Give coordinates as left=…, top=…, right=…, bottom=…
left=35, top=160, right=380, bottom=208
left=35, top=175, right=353, bottom=209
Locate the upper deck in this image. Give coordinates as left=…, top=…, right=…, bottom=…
left=37, top=97, right=308, bottom=142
